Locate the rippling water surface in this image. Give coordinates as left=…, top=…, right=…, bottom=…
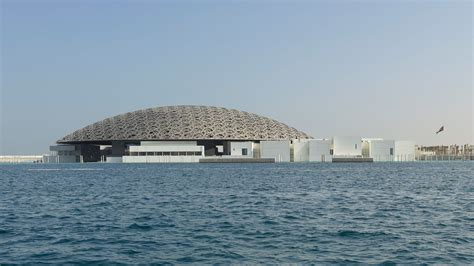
left=0, top=162, right=472, bottom=264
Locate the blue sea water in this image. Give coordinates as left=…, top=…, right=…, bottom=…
left=0, top=162, right=472, bottom=264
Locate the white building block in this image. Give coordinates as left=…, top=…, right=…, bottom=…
left=333, top=136, right=362, bottom=157
left=308, top=139, right=332, bottom=162
left=260, top=140, right=291, bottom=162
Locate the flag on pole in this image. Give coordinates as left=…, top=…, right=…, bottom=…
left=436, top=126, right=444, bottom=134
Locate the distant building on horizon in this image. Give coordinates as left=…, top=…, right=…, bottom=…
left=416, top=144, right=473, bottom=161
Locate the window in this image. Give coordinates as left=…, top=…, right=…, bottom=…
left=242, top=148, right=248, bottom=156
left=330, top=149, right=334, bottom=155
left=390, top=148, right=394, bottom=156
left=139, top=152, right=146, bottom=156
left=355, top=144, right=358, bottom=150
left=163, top=152, right=170, bottom=156
left=155, top=152, right=163, bottom=156
left=146, top=152, right=154, bottom=156
left=194, top=151, right=202, bottom=156
left=130, top=152, right=138, bottom=156
left=171, top=152, right=179, bottom=156
left=178, top=152, right=186, bottom=156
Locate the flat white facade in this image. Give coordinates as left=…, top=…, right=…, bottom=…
left=363, top=139, right=395, bottom=162
left=123, top=141, right=205, bottom=163
left=333, top=136, right=362, bottom=157
left=229, top=142, right=253, bottom=157
left=260, top=140, right=291, bottom=162
left=308, top=139, right=332, bottom=162
left=106, top=156, right=123, bottom=163
left=395, top=141, right=416, bottom=161
left=292, top=139, right=309, bottom=162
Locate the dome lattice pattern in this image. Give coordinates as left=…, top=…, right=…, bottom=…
left=58, top=105, right=312, bottom=143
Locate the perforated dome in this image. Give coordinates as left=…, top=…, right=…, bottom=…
left=57, top=105, right=312, bottom=143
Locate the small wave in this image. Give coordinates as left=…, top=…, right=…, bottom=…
left=52, top=238, right=75, bottom=245
left=263, top=220, right=278, bottom=225
left=337, top=230, right=390, bottom=238
left=27, top=168, right=104, bottom=171
left=127, top=223, right=153, bottom=231
left=27, top=169, right=62, bottom=171
left=282, top=214, right=298, bottom=220
left=31, top=251, right=59, bottom=258
left=378, top=260, right=397, bottom=266
left=68, top=168, right=104, bottom=171
left=177, top=256, right=199, bottom=263
left=134, top=216, right=153, bottom=222
left=120, top=249, right=140, bottom=255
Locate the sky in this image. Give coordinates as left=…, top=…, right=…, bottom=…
left=1, top=0, right=472, bottom=155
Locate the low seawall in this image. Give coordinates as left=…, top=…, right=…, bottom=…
left=332, top=157, right=374, bottom=163
left=199, top=158, right=275, bottom=163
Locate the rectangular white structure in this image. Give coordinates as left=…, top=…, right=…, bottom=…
left=260, top=140, right=290, bottom=162
left=333, top=136, right=362, bottom=157
left=292, top=139, right=309, bottom=162
left=363, top=139, right=395, bottom=162
left=106, top=156, right=123, bottom=163
left=123, top=141, right=204, bottom=163
left=308, top=139, right=332, bottom=162
left=395, top=141, right=416, bottom=162
left=229, top=142, right=253, bottom=157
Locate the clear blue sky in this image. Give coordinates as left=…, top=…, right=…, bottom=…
left=1, top=0, right=472, bottom=155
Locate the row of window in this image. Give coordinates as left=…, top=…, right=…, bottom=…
left=128, top=151, right=202, bottom=156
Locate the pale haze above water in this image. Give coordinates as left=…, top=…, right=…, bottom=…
left=1, top=1, right=472, bottom=155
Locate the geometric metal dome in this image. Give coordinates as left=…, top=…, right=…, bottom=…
left=57, top=105, right=312, bottom=143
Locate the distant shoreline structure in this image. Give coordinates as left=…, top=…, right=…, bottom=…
left=416, top=144, right=473, bottom=161
left=1, top=145, right=473, bottom=164
left=2, top=106, right=472, bottom=164
left=0, top=155, right=43, bottom=164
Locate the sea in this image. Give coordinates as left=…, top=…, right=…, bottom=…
left=0, top=162, right=472, bottom=264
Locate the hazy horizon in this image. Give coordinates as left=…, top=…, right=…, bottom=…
left=1, top=1, right=472, bottom=155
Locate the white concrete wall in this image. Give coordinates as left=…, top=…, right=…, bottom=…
left=129, top=145, right=204, bottom=153
left=230, top=142, right=253, bottom=157
left=395, top=141, right=416, bottom=161
left=292, top=139, right=309, bottom=162
left=367, top=140, right=395, bottom=162
left=106, top=156, right=123, bottom=163
left=260, top=141, right=290, bottom=162
left=123, top=156, right=201, bottom=163
left=124, top=142, right=204, bottom=163
left=361, top=141, right=370, bottom=158
left=333, top=136, right=362, bottom=157
left=308, top=139, right=332, bottom=162
left=252, top=143, right=261, bottom=158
